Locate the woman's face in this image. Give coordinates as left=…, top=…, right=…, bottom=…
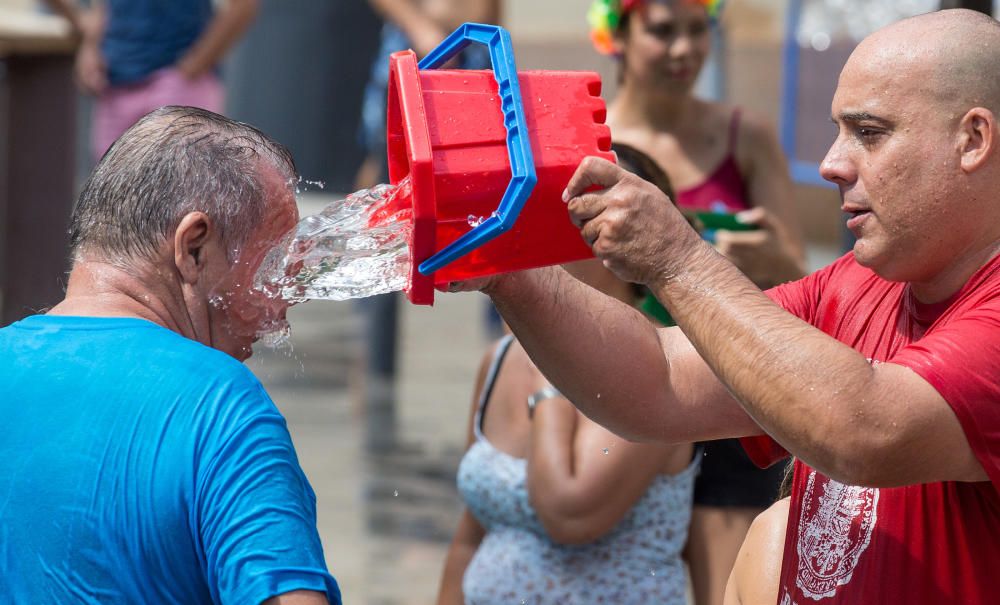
left=618, top=0, right=711, bottom=94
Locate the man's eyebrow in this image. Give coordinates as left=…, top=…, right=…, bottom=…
left=831, top=111, right=892, bottom=125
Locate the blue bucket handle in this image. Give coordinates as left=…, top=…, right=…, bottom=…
left=416, top=23, right=538, bottom=276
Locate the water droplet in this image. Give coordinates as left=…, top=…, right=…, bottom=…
left=393, top=489, right=399, bottom=497
left=602, top=448, right=609, bottom=455
left=649, top=569, right=656, bottom=576
left=208, top=294, right=227, bottom=310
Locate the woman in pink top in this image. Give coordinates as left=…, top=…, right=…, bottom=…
left=589, top=1, right=805, bottom=604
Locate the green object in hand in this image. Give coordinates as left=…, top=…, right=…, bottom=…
left=641, top=293, right=676, bottom=327
left=693, top=211, right=759, bottom=232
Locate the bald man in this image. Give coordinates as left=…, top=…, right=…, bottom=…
left=457, top=9, right=1000, bottom=604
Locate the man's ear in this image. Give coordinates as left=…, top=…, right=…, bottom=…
left=173, top=212, right=213, bottom=284
left=959, top=107, right=996, bottom=174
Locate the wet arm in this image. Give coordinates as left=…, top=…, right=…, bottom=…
left=486, top=267, right=759, bottom=444
left=558, top=156, right=985, bottom=488
left=647, top=243, right=985, bottom=487
left=175, top=0, right=258, bottom=79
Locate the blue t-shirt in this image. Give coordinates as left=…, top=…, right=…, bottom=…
left=102, top=0, right=213, bottom=85
left=0, top=315, right=341, bottom=604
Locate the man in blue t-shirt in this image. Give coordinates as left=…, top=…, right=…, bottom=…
left=42, top=0, right=257, bottom=161
left=0, top=106, right=340, bottom=605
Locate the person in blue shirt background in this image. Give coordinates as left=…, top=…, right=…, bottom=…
left=0, top=106, right=339, bottom=605
left=42, top=0, right=258, bottom=162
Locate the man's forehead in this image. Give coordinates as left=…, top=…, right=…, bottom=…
left=832, top=44, right=928, bottom=116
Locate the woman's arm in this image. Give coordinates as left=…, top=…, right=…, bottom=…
left=437, top=509, right=486, bottom=605
left=718, top=111, right=806, bottom=288
left=526, top=393, right=691, bottom=545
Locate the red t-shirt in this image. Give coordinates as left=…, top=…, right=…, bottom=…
left=742, top=252, right=1000, bottom=604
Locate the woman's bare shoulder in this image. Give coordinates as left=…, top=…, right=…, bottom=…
left=724, top=497, right=791, bottom=605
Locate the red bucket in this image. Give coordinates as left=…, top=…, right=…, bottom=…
left=378, top=47, right=614, bottom=304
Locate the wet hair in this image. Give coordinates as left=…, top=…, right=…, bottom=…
left=69, top=105, right=297, bottom=265
left=777, top=458, right=794, bottom=500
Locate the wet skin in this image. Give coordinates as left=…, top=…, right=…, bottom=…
left=205, top=165, right=300, bottom=361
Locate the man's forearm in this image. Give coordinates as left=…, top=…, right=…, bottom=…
left=651, top=243, right=904, bottom=483
left=176, top=0, right=257, bottom=79
left=487, top=267, right=748, bottom=443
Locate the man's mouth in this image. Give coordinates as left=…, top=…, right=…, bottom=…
left=844, top=208, right=871, bottom=231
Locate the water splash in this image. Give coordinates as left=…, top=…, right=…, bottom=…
left=255, top=178, right=412, bottom=303
left=257, top=322, right=292, bottom=351
left=288, top=176, right=327, bottom=194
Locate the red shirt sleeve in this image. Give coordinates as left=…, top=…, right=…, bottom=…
left=739, top=435, right=789, bottom=468
left=891, top=301, right=1000, bottom=494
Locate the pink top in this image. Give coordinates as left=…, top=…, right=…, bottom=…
left=674, top=109, right=750, bottom=213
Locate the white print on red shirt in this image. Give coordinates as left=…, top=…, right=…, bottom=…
left=795, top=470, right=880, bottom=601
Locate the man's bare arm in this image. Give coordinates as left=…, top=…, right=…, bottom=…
left=486, top=267, right=761, bottom=445
left=562, top=157, right=987, bottom=488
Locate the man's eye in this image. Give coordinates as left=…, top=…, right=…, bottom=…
left=857, top=128, right=884, bottom=142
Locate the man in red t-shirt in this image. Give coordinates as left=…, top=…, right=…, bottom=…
left=453, top=8, right=1000, bottom=604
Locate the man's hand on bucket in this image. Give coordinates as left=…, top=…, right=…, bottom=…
left=444, top=275, right=499, bottom=294
left=562, top=156, right=702, bottom=286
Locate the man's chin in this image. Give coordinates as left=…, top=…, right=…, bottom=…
left=253, top=319, right=293, bottom=351
left=853, top=244, right=911, bottom=283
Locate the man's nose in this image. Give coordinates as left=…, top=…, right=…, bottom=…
left=819, top=140, right=854, bottom=187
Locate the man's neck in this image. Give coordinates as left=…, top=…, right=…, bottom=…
left=48, top=257, right=194, bottom=337
left=909, top=238, right=1000, bottom=304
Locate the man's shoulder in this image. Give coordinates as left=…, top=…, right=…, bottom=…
left=105, top=318, right=262, bottom=388
left=3, top=315, right=265, bottom=401
left=154, top=330, right=259, bottom=384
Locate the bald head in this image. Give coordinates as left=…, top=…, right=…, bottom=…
left=849, top=9, right=1000, bottom=116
